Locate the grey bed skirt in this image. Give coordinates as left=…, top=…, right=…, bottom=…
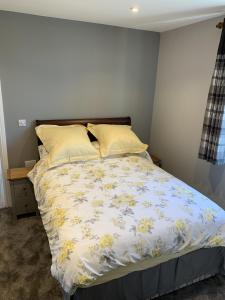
left=64, top=247, right=225, bottom=300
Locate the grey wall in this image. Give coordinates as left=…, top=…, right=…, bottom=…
left=151, top=16, right=225, bottom=209
left=0, top=11, right=159, bottom=167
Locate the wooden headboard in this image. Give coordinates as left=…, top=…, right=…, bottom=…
left=36, top=117, right=131, bottom=145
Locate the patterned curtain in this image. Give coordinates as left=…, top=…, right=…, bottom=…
left=199, top=20, right=225, bottom=165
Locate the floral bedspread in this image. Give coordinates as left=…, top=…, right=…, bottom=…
left=28, top=154, right=225, bottom=294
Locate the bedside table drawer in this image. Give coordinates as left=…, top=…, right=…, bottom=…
left=11, top=180, right=37, bottom=216
left=14, top=181, right=34, bottom=199
left=15, top=196, right=33, bottom=215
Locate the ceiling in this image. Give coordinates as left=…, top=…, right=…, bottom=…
left=0, top=0, right=225, bottom=32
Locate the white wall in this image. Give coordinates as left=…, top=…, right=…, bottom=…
left=151, top=16, right=225, bottom=209
left=0, top=80, right=10, bottom=208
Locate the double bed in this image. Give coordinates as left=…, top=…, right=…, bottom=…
left=28, top=117, right=225, bottom=300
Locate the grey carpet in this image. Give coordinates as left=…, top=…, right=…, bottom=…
left=0, top=208, right=225, bottom=300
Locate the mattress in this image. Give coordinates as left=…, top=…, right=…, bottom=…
left=28, top=153, right=225, bottom=294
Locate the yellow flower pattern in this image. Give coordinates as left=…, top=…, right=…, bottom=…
left=47, top=196, right=57, bottom=207
left=76, top=274, right=93, bottom=286
left=208, top=235, right=224, bottom=246
left=99, top=234, right=114, bottom=248
left=58, top=240, right=75, bottom=265
left=74, top=192, right=85, bottom=198
left=92, top=169, right=105, bottom=179
left=202, top=208, right=216, bottom=222
left=103, top=183, right=117, bottom=190
left=137, top=218, right=154, bottom=233
left=71, top=173, right=80, bottom=180
left=175, top=219, right=186, bottom=232
left=112, top=194, right=136, bottom=207
left=52, top=208, right=66, bottom=228
left=91, top=199, right=104, bottom=207
left=72, top=216, right=82, bottom=224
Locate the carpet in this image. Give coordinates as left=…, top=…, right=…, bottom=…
left=0, top=208, right=225, bottom=300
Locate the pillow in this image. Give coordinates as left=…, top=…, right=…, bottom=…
left=87, top=123, right=148, bottom=157
left=38, top=141, right=99, bottom=159
left=35, top=125, right=99, bottom=167
left=92, top=140, right=152, bottom=161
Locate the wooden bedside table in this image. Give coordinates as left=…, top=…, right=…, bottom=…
left=150, top=154, right=162, bottom=167
left=7, top=167, right=38, bottom=218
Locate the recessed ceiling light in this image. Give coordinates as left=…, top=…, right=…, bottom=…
left=130, top=7, right=139, bottom=13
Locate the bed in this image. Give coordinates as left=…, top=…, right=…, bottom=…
left=29, top=117, right=225, bottom=300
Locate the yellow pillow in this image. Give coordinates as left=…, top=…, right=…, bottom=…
left=87, top=123, right=148, bottom=157
left=35, top=125, right=99, bottom=167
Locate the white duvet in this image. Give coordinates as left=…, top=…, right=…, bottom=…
left=28, top=153, right=225, bottom=294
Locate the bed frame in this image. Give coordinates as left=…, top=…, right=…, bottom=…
left=35, top=117, right=225, bottom=300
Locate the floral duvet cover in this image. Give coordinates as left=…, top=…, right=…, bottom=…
left=28, top=154, right=225, bottom=294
